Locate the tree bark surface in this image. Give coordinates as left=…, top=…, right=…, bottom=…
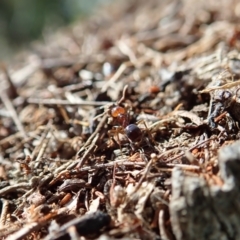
left=170, top=141, right=240, bottom=240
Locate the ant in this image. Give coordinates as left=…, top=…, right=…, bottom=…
left=107, top=85, right=153, bottom=150
left=110, top=105, right=142, bottom=143
left=93, top=85, right=154, bottom=152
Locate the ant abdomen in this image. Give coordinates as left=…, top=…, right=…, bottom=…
left=125, top=124, right=142, bottom=142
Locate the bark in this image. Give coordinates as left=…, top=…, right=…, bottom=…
left=170, top=141, right=240, bottom=240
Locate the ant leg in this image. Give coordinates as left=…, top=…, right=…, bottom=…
left=108, top=128, right=118, bottom=146
left=138, top=119, right=156, bottom=145
left=115, top=128, right=123, bottom=156
left=108, top=127, right=124, bottom=155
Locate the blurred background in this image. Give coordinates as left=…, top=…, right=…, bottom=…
left=0, top=0, right=107, bottom=60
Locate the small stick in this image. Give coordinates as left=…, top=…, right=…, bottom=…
left=0, top=128, right=42, bottom=146
left=199, top=79, right=240, bottom=93
left=133, top=159, right=153, bottom=194
left=110, top=162, right=117, bottom=206
left=0, top=91, right=27, bottom=139
left=34, top=136, right=51, bottom=168
left=0, top=224, right=22, bottom=239
left=117, top=85, right=128, bottom=105
left=153, top=147, right=183, bottom=161
left=157, top=163, right=200, bottom=170
left=0, top=199, right=9, bottom=226
left=53, top=160, right=147, bottom=184
left=67, top=226, right=80, bottom=240
left=93, top=84, right=129, bottom=122
left=74, top=160, right=146, bottom=174
left=214, top=111, right=227, bottom=122
left=54, top=161, right=76, bottom=174
left=5, top=210, right=62, bottom=240
left=31, top=120, right=52, bottom=160
left=159, top=209, right=171, bottom=240
left=27, top=98, right=112, bottom=106
left=15, top=188, right=35, bottom=204
left=0, top=183, right=31, bottom=196
left=49, top=170, right=69, bottom=186
left=76, top=133, right=99, bottom=168
left=207, top=90, right=217, bottom=125
left=76, top=114, right=108, bottom=156
left=11, top=59, right=40, bottom=86
left=6, top=222, right=39, bottom=240
left=101, top=61, right=132, bottom=92
left=165, top=137, right=215, bottom=163
left=0, top=63, right=18, bottom=98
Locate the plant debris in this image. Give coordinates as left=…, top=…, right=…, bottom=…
left=1, top=0, right=240, bottom=239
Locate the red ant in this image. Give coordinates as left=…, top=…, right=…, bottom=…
left=93, top=85, right=153, bottom=149
left=110, top=105, right=142, bottom=143
left=107, top=85, right=150, bottom=148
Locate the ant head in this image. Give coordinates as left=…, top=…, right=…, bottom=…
left=111, top=106, right=126, bottom=118
left=110, top=105, right=130, bottom=128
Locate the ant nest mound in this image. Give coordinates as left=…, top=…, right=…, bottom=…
left=1, top=0, right=240, bottom=239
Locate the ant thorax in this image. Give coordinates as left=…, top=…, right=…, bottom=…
left=108, top=104, right=143, bottom=144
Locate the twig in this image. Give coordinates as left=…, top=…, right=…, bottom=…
left=165, top=137, right=215, bottom=163
left=0, top=91, right=27, bottom=139
left=5, top=210, right=65, bottom=240
left=11, top=59, right=40, bottom=86
left=33, top=129, right=52, bottom=170
left=0, top=63, right=18, bottom=98
left=117, top=85, right=129, bottom=105
left=76, top=133, right=100, bottom=168
left=155, top=147, right=183, bottom=160
left=214, top=111, right=227, bottom=122
left=0, top=199, right=9, bottom=226
left=74, top=160, right=146, bottom=174
left=199, top=79, right=240, bottom=93
left=159, top=209, right=170, bottom=240
left=0, top=183, right=31, bottom=196
left=53, top=160, right=76, bottom=175
left=27, top=98, right=112, bottom=106
left=157, top=163, right=200, bottom=170
left=207, top=92, right=214, bottom=124
left=0, top=128, right=42, bottom=146
left=76, top=114, right=108, bottom=158
left=0, top=224, right=22, bottom=239
left=133, top=159, right=153, bottom=194
left=101, top=61, right=132, bottom=92
left=6, top=222, right=39, bottom=240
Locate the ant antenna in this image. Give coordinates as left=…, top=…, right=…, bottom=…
left=117, top=85, right=128, bottom=105
left=93, top=85, right=128, bottom=121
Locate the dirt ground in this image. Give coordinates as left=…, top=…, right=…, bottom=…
left=1, top=0, right=240, bottom=239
